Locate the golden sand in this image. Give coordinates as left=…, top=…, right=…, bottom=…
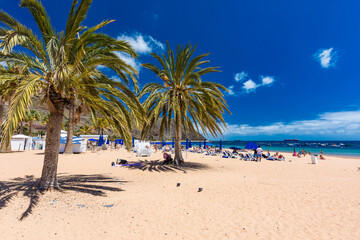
left=0, top=150, right=359, bottom=239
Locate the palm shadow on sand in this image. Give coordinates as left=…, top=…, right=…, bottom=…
left=126, top=159, right=209, bottom=173
left=0, top=174, right=126, bottom=220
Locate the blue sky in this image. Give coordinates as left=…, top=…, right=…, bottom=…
left=3, top=0, right=360, bottom=140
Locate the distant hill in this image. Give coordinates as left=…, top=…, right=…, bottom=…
left=27, top=99, right=206, bottom=140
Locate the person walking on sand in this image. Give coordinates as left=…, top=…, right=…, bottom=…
left=256, top=145, right=263, bottom=162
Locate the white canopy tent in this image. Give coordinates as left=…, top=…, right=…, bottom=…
left=134, top=140, right=153, bottom=157
left=11, top=134, right=32, bottom=151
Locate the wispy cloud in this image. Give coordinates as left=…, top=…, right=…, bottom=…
left=115, top=32, right=164, bottom=72
left=242, top=76, right=275, bottom=93
left=314, top=48, right=336, bottom=68
left=234, top=71, right=248, bottom=82
left=115, top=52, right=141, bottom=71
left=227, top=85, right=235, bottom=96
left=223, top=110, right=360, bottom=138
left=117, top=32, right=164, bottom=54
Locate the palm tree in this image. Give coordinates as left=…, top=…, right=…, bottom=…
left=77, top=124, right=94, bottom=135
left=0, top=0, right=144, bottom=189
left=140, top=43, right=230, bottom=165
left=41, top=113, right=50, bottom=125
left=0, top=63, right=28, bottom=152
left=94, top=117, right=109, bottom=135
left=24, top=109, right=40, bottom=136
left=63, top=102, right=86, bottom=154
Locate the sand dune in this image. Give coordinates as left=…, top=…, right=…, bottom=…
left=0, top=150, right=359, bottom=240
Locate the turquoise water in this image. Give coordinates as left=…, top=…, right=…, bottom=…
left=207, top=141, right=360, bottom=157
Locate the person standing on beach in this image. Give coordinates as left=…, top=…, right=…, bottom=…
left=256, top=146, right=263, bottom=162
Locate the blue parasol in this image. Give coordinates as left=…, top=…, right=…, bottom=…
left=106, top=138, right=109, bottom=144
left=172, top=138, right=175, bottom=148
left=220, top=139, right=222, bottom=150
left=186, top=138, right=189, bottom=149
left=244, top=142, right=258, bottom=150
left=204, top=140, right=206, bottom=149
left=98, top=135, right=104, bottom=146
left=132, top=137, right=135, bottom=148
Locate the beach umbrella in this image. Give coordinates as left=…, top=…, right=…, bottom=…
left=162, top=139, right=166, bottom=147
left=132, top=137, right=135, bottom=148
left=199, top=142, right=202, bottom=148
left=172, top=138, right=175, bottom=148
left=98, top=135, right=104, bottom=146
left=189, top=139, right=192, bottom=148
left=204, top=140, right=206, bottom=149
left=220, top=140, right=222, bottom=150
left=244, top=142, right=258, bottom=150
left=186, top=138, right=189, bottom=149
left=106, top=138, right=109, bottom=145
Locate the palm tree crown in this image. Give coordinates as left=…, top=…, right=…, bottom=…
left=140, top=43, right=230, bottom=164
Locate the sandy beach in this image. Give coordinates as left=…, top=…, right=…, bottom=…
left=0, top=150, right=359, bottom=240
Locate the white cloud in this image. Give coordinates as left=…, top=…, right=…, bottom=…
left=243, top=79, right=257, bottom=91
left=227, top=85, right=235, bottom=95
left=242, top=76, right=275, bottom=93
left=115, top=32, right=165, bottom=72
left=115, top=52, right=140, bottom=71
left=234, top=71, right=248, bottom=82
left=315, top=48, right=336, bottom=68
left=117, top=32, right=164, bottom=54
left=223, top=110, right=360, bottom=138
left=261, top=76, right=274, bottom=85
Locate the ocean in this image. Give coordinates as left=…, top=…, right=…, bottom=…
left=207, top=141, right=360, bottom=158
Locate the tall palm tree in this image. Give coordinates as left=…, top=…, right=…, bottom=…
left=0, top=0, right=144, bottom=189
left=24, top=109, right=40, bottom=136
left=140, top=43, right=230, bottom=165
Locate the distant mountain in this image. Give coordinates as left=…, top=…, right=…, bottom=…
left=28, top=99, right=206, bottom=140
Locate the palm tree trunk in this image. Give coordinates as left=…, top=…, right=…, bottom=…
left=39, top=93, right=65, bottom=190
left=174, top=113, right=184, bottom=165
left=0, top=97, right=5, bottom=128
left=20, top=122, right=23, bottom=134
left=28, top=121, right=32, bottom=137
left=0, top=98, right=11, bottom=153
left=64, top=98, right=75, bottom=154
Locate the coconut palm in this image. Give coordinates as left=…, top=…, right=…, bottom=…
left=140, top=43, right=230, bottom=165
left=24, top=109, right=40, bottom=136
left=0, top=0, right=144, bottom=189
